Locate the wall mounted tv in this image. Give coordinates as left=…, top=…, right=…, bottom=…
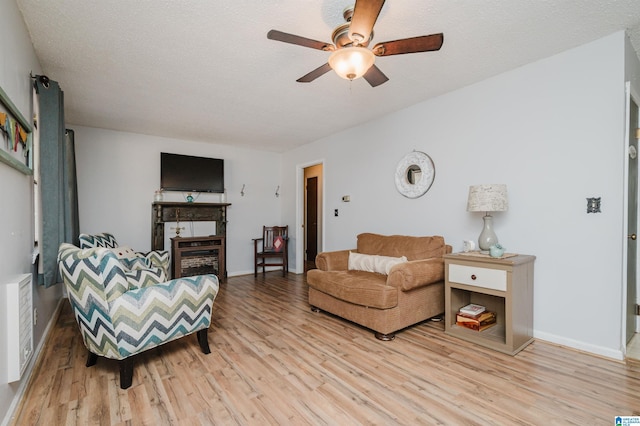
left=160, top=152, right=224, bottom=193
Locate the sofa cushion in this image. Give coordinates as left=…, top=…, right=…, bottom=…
left=137, top=250, right=170, bottom=275
left=107, top=247, right=152, bottom=272
left=109, top=246, right=136, bottom=259
left=273, top=235, right=285, bottom=252
left=348, top=252, right=407, bottom=275
left=307, top=270, right=398, bottom=309
left=357, top=233, right=445, bottom=261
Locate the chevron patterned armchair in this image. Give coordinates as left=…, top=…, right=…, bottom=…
left=79, top=232, right=170, bottom=277
left=57, top=242, right=219, bottom=389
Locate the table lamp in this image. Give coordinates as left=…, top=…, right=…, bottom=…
left=466, top=184, right=508, bottom=251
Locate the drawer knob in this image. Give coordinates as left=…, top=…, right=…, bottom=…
left=471, top=274, right=477, bottom=280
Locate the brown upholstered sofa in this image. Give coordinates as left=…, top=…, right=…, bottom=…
left=307, top=233, right=452, bottom=340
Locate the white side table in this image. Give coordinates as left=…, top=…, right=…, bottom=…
left=444, top=253, right=535, bottom=355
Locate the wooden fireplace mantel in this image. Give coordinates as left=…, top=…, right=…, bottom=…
left=151, top=202, right=231, bottom=251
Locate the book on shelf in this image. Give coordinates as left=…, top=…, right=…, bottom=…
left=456, top=310, right=497, bottom=331
left=457, top=320, right=497, bottom=332
left=458, top=303, right=486, bottom=317
left=456, top=310, right=487, bottom=320
left=456, top=310, right=496, bottom=323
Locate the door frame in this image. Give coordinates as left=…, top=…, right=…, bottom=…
left=622, top=81, right=640, bottom=355
left=295, top=159, right=324, bottom=274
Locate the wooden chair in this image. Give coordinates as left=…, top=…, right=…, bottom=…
left=253, top=226, right=289, bottom=277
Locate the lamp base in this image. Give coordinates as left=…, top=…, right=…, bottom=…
left=478, top=214, right=498, bottom=251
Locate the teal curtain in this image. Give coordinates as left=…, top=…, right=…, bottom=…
left=35, top=76, right=79, bottom=287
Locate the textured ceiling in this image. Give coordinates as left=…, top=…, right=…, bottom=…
left=15, top=0, right=640, bottom=152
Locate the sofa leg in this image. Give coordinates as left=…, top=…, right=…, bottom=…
left=119, top=358, right=134, bottom=389
left=375, top=332, right=395, bottom=341
left=86, top=351, right=98, bottom=367
left=197, top=329, right=211, bottom=354
left=310, top=306, right=321, bottom=313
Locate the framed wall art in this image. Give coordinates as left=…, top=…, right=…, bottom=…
left=0, top=83, right=33, bottom=175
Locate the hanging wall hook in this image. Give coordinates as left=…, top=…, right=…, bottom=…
left=241, top=184, right=245, bottom=197
left=275, top=186, right=280, bottom=197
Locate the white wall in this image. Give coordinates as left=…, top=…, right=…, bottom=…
left=72, top=126, right=283, bottom=275
left=0, top=1, right=63, bottom=424
left=283, top=32, right=636, bottom=359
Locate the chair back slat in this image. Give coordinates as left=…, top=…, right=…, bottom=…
left=262, top=226, right=288, bottom=252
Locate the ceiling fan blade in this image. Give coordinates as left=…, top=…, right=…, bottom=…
left=363, top=65, right=389, bottom=87
left=297, top=63, right=333, bottom=83
left=348, top=0, right=385, bottom=44
left=373, top=33, right=444, bottom=56
left=267, top=30, right=334, bottom=51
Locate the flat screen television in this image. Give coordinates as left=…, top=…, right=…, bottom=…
left=160, top=152, right=224, bottom=193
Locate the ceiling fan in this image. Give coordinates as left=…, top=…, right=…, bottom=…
left=267, top=0, right=444, bottom=87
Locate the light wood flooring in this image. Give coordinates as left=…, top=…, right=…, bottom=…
left=11, top=272, right=640, bottom=425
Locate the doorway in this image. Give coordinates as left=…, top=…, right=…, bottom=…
left=626, top=86, right=640, bottom=360
left=303, top=164, right=323, bottom=271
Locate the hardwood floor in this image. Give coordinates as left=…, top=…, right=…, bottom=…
left=11, top=272, right=640, bottom=425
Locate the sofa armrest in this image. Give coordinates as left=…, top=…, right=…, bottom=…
left=386, top=258, right=444, bottom=292
left=315, top=249, right=353, bottom=271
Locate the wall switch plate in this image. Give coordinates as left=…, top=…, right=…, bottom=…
left=586, top=197, right=601, bottom=213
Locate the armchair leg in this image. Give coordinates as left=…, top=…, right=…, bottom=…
left=197, top=329, right=211, bottom=354
left=119, top=358, right=134, bottom=389
left=86, top=351, right=98, bottom=367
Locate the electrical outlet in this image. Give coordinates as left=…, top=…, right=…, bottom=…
left=33, top=308, right=38, bottom=326
left=334, top=209, right=339, bottom=217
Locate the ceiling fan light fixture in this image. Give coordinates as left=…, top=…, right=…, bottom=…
left=328, top=46, right=375, bottom=81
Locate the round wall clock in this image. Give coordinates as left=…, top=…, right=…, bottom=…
left=394, top=151, right=435, bottom=198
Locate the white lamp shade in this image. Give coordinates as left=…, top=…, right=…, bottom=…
left=467, top=184, right=508, bottom=212
left=328, top=46, right=375, bottom=81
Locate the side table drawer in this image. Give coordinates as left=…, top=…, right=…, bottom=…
left=448, top=264, right=507, bottom=291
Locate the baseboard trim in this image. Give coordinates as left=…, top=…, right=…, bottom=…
left=534, top=330, right=623, bottom=361
left=1, top=297, right=65, bottom=426
left=228, top=267, right=300, bottom=277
